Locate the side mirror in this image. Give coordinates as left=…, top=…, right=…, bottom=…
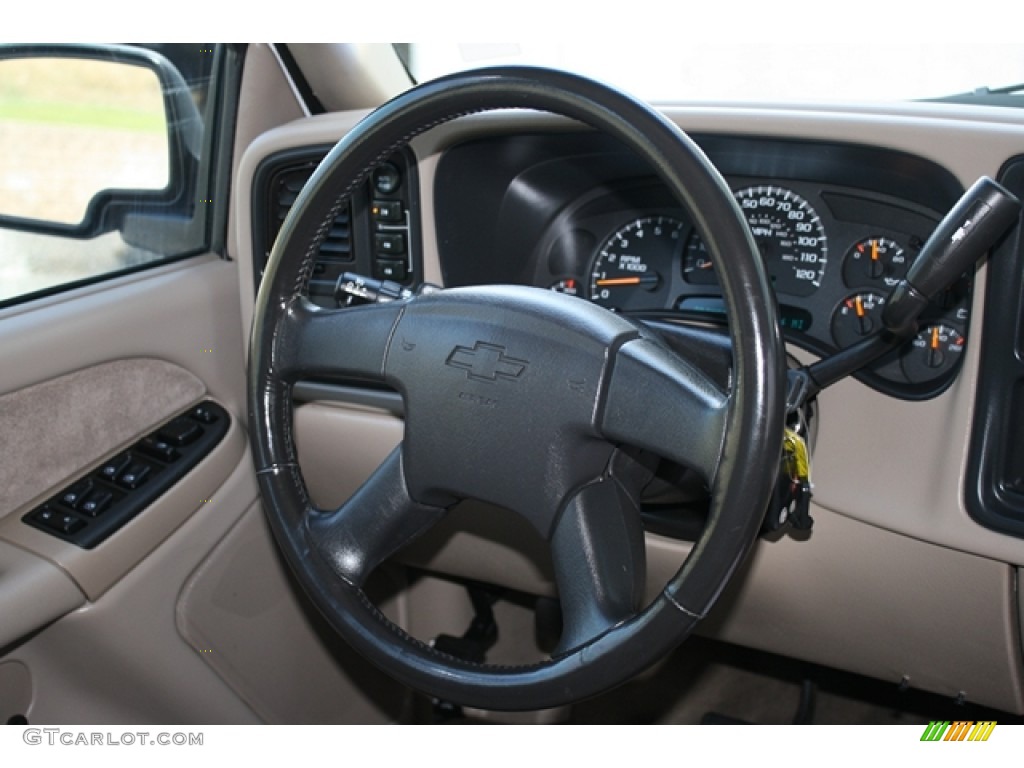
left=0, top=43, right=202, bottom=241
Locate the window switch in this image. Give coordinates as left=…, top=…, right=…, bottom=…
left=59, top=478, right=94, bottom=510
left=98, top=453, right=132, bottom=483
left=138, top=436, right=180, bottom=463
left=34, top=507, right=85, bottom=535
left=79, top=490, right=114, bottom=518
left=117, top=462, right=152, bottom=490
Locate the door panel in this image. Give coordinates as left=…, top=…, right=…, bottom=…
left=0, top=255, right=245, bottom=407
left=0, top=253, right=264, bottom=722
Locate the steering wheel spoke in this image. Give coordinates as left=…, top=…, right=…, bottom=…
left=307, top=446, right=446, bottom=587
left=550, top=475, right=647, bottom=657
left=275, top=297, right=405, bottom=384
left=602, top=338, right=729, bottom=485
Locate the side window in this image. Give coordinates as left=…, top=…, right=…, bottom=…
left=0, top=44, right=220, bottom=306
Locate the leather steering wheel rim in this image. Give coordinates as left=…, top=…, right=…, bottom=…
left=248, top=66, right=785, bottom=711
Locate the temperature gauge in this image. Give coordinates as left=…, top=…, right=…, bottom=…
left=902, top=324, right=965, bottom=383
left=843, top=237, right=910, bottom=290
left=831, top=292, right=887, bottom=349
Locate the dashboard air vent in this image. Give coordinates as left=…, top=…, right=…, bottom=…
left=271, top=167, right=353, bottom=262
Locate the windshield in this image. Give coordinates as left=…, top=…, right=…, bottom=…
left=399, top=43, right=1023, bottom=103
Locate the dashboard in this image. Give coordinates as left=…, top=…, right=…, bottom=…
left=432, top=132, right=972, bottom=399
left=245, top=110, right=1024, bottom=547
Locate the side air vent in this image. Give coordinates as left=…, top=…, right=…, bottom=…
left=271, top=167, right=353, bottom=263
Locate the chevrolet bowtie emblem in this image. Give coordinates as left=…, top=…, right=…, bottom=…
left=446, top=342, right=528, bottom=382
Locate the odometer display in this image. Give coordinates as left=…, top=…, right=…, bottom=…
left=735, top=186, right=828, bottom=297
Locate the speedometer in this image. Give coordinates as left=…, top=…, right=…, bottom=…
left=735, top=186, right=827, bottom=297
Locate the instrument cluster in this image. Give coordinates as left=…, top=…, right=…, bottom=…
left=540, top=177, right=971, bottom=398
left=432, top=131, right=972, bottom=399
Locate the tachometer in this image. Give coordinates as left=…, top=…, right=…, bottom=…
left=589, top=216, right=683, bottom=310
left=735, top=186, right=827, bottom=297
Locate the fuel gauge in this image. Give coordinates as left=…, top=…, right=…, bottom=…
left=902, top=324, right=965, bottom=383
left=549, top=278, right=581, bottom=296
left=831, top=292, right=886, bottom=349
left=843, top=237, right=910, bottom=290
left=683, top=231, right=717, bottom=285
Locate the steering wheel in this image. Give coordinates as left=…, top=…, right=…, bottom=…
left=248, top=66, right=785, bottom=711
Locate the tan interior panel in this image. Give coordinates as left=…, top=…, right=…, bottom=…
left=176, top=505, right=411, bottom=724
left=0, top=358, right=206, bottom=517
left=402, top=501, right=1024, bottom=712
left=293, top=401, right=404, bottom=510
left=669, top=507, right=1024, bottom=714
left=226, top=43, right=307, bottom=267
left=0, top=542, right=84, bottom=652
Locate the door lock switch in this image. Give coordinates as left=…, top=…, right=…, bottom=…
left=158, top=417, right=203, bottom=446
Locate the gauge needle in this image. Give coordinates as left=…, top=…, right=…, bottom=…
left=928, top=326, right=944, bottom=368
left=595, top=274, right=660, bottom=290
left=871, top=240, right=879, bottom=261
left=851, top=295, right=873, bottom=335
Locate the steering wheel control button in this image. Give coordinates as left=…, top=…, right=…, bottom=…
left=158, top=417, right=203, bottom=447
left=22, top=400, right=230, bottom=548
